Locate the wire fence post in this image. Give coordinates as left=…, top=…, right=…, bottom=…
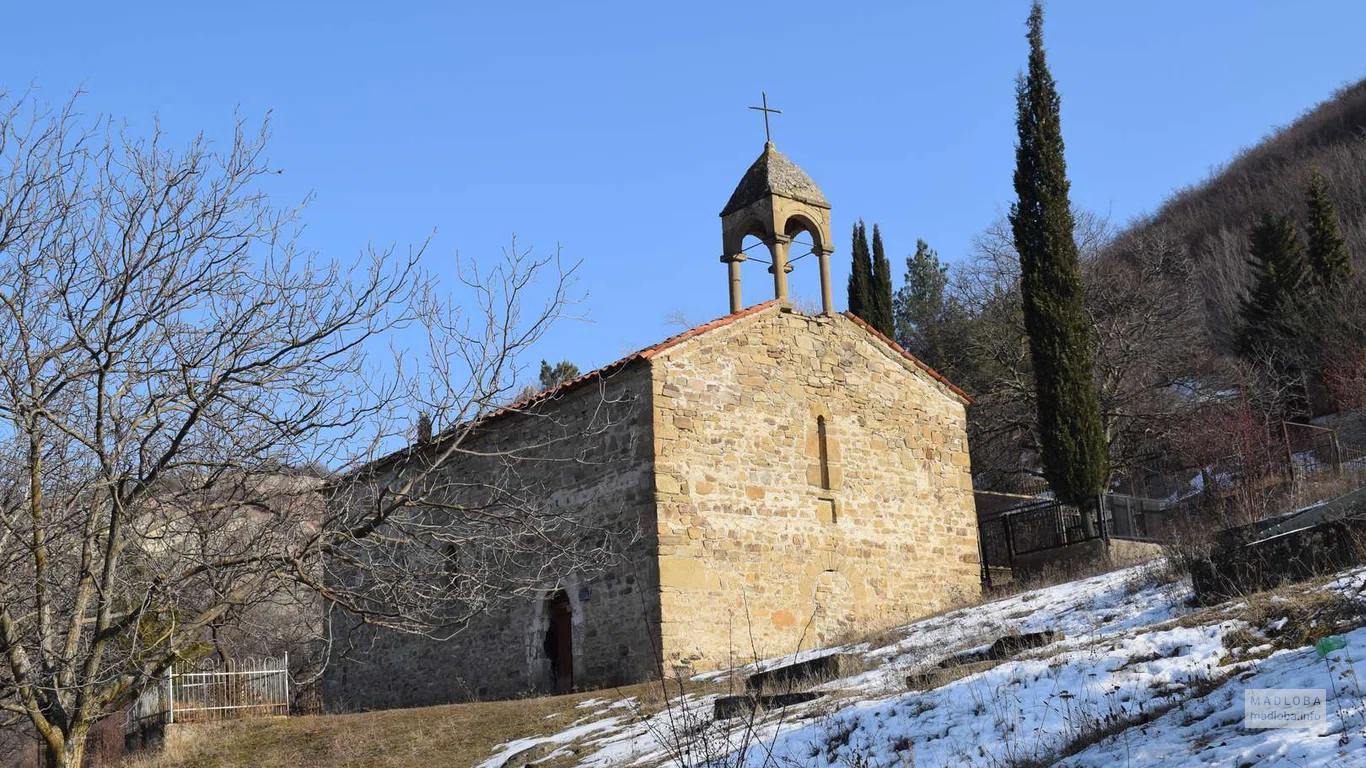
left=1282, top=420, right=1296, bottom=486
left=283, top=652, right=290, bottom=715
left=1003, top=513, right=1016, bottom=569
left=1334, top=431, right=1345, bottom=477
left=1097, top=492, right=1110, bottom=548
left=165, top=666, right=174, bottom=725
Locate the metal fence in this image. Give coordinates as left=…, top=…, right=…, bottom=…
left=1284, top=421, right=1345, bottom=480
left=978, top=499, right=1102, bottom=571
left=978, top=493, right=1184, bottom=578
left=978, top=421, right=1366, bottom=582
left=1103, top=494, right=1176, bottom=543
left=127, top=655, right=290, bottom=731
left=1283, top=421, right=1366, bottom=481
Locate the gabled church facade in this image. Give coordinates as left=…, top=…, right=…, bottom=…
left=324, top=143, right=979, bottom=710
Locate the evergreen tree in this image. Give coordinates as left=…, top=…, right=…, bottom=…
left=1008, top=2, right=1108, bottom=510
left=1237, top=212, right=1308, bottom=355
left=870, top=224, right=896, bottom=337
left=1304, top=168, right=1352, bottom=288
left=846, top=220, right=873, bottom=321
left=894, top=239, right=950, bottom=366
left=540, top=359, right=581, bottom=389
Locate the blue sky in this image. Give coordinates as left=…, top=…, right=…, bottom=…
left=7, top=1, right=1366, bottom=381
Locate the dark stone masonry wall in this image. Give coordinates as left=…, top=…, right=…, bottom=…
left=323, top=363, right=660, bottom=710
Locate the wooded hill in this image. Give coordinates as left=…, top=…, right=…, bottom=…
left=900, top=77, right=1366, bottom=498
left=1109, top=77, right=1366, bottom=349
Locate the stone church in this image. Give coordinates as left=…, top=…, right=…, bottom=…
left=324, top=142, right=979, bottom=710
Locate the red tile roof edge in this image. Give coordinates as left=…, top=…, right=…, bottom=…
left=491, top=298, right=780, bottom=416
left=841, top=312, right=975, bottom=405
left=640, top=299, right=780, bottom=360
left=357, top=301, right=781, bottom=474
left=358, top=301, right=970, bottom=475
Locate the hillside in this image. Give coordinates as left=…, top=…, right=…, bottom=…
left=946, top=77, right=1366, bottom=492
left=1108, top=77, right=1366, bottom=348
left=122, top=560, right=1366, bottom=768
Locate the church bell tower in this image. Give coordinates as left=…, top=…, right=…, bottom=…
left=719, top=137, right=834, bottom=315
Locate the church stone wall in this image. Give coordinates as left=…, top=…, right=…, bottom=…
left=323, top=363, right=660, bottom=710
left=649, top=308, right=979, bottom=671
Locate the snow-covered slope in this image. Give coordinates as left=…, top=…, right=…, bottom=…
left=484, top=564, right=1366, bottom=768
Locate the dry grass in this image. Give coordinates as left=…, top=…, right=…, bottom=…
left=1223, top=579, right=1366, bottom=651
left=119, top=567, right=1363, bottom=768
left=1143, top=572, right=1366, bottom=659
left=115, top=679, right=732, bottom=768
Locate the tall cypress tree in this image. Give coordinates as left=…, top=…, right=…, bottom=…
left=1009, top=2, right=1108, bottom=510
left=870, top=224, right=896, bottom=338
left=1237, top=212, right=1307, bottom=355
left=847, top=220, right=873, bottom=321
left=1304, top=168, right=1351, bottom=288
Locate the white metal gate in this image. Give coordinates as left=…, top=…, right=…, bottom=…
left=127, top=655, right=290, bottom=730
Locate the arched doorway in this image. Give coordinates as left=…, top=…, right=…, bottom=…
left=542, top=591, right=574, bottom=694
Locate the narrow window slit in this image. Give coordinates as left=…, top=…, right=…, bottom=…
left=817, top=415, right=831, bottom=490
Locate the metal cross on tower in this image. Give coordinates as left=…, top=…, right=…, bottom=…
left=749, top=91, right=782, bottom=143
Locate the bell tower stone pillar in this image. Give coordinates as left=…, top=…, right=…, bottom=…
left=768, top=234, right=792, bottom=305
left=722, top=253, right=746, bottom=314
left=816, top=245, right=835, bottom=316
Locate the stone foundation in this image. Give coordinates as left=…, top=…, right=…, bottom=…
left=1193, top=517, right=1366, bottom=602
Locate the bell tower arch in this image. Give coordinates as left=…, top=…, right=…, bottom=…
left=720, top=141, right=835, bottom=315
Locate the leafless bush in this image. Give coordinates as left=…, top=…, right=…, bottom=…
left=630, top=596, right=831, bottom=768
left=1158, top=503, right=1229, bottom=585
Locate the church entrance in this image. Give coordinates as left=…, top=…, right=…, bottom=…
left=543, top=591, right=574, bottom=694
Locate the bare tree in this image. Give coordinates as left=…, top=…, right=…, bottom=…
left=0, top=92, right=611, bottom=767
left=950, top=212, right=1215, bottom=492
left=1088, top=226, right=1215, bottom=478
left=951, top=210, right=1110, bottom=490
left=947, top=216, right=1037, bottom=491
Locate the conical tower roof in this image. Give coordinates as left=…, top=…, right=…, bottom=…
left=720, top=142, right=830, bottom=216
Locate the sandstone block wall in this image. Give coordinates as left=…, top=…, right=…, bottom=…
left=649, top=308, right=979, bottom=670
left=323, top=364, right=660, bottom=710
left=326, top=304, right=981, bottom=706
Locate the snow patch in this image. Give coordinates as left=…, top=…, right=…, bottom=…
left=488, top=561, right=1366, bottom=768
